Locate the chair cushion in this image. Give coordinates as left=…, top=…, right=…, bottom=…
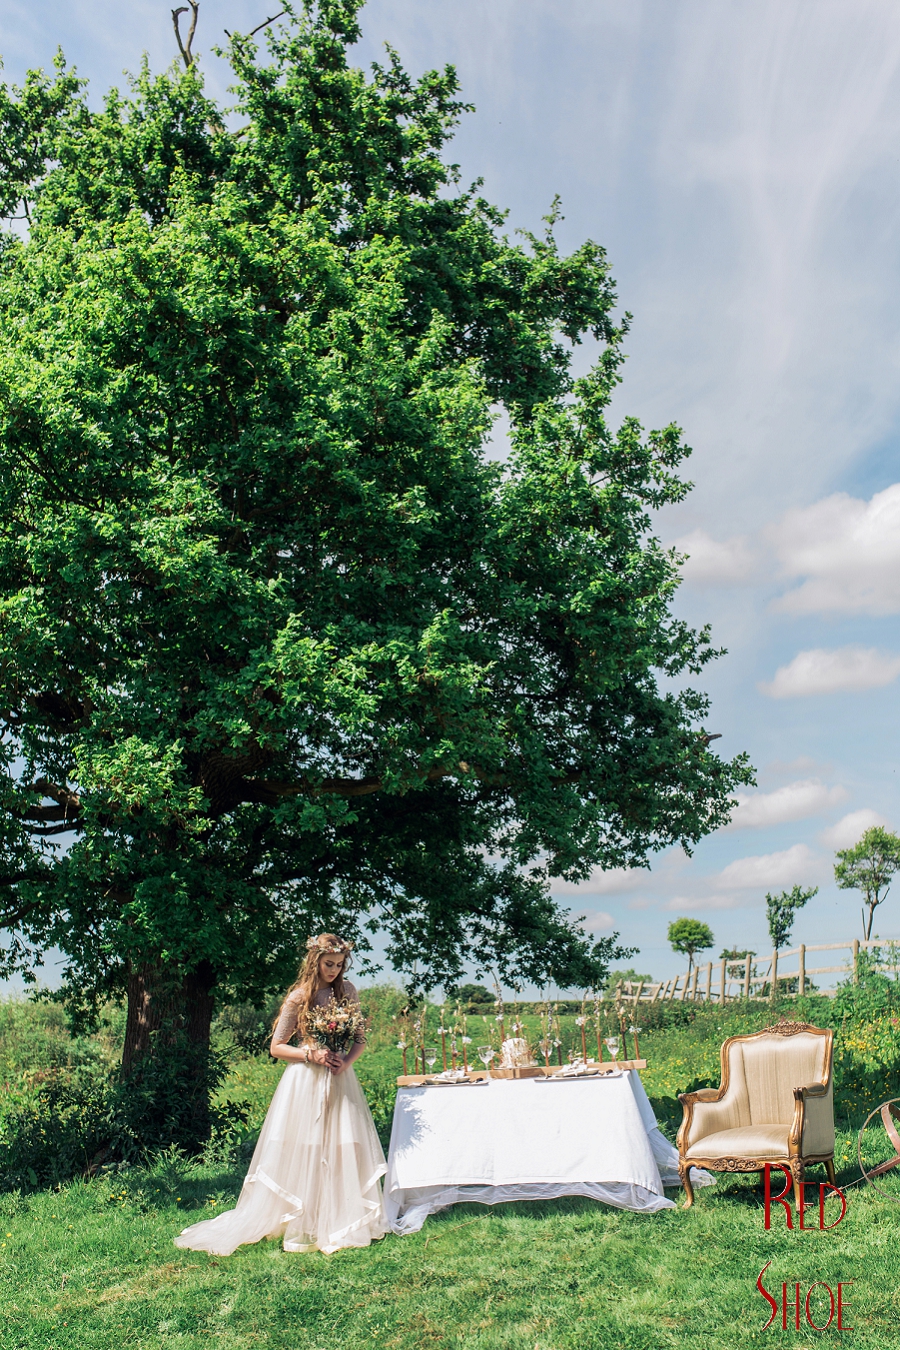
left=685, top=1124, right=789, bottom=1160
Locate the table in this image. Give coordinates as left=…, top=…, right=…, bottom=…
left=384, top=1070, right=711, bottom=1235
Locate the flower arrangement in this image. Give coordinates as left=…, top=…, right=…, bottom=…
left=306, top=999, right=366, bottom=1054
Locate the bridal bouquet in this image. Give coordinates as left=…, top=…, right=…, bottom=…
left=306, top=1000, right=366, bottom=1054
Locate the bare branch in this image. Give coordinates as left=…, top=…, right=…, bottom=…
left=249, top=9, right=286, bottom=38
left=172, top=0, right=200, bottom=68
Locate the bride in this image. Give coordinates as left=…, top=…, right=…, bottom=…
left=174, top=933, right=387, bottom=1255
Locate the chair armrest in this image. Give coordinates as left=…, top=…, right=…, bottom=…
left=793, top=1082, right=828, bottom=1100
left=792, top=1082, right=835, bottom=1156
left=677, top=1086, right=737, bottom=1153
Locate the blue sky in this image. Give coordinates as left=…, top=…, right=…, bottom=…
left=3, top=0, right=900, bottom=989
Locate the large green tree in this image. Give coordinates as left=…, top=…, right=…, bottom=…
left=0, top=2, right=749, bottom=1121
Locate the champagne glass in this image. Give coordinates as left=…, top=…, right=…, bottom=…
left=425, top=1046, right=438, bottom=1075
left=604, top=1036, right=620, bottom=1061
left=477, top=1045, right=494, bottom=1078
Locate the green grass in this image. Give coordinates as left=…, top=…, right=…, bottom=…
left=0, top=1148, right=897, bottom=1349
left=1, top=989, right=900, bottom=1348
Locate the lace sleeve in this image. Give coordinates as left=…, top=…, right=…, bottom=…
left=343, top=981, right=367, bottom=1045
left=271, top=992, right=301, bottom=1045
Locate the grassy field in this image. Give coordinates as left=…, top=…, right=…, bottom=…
left=0, top=986, right=898, bottom=1349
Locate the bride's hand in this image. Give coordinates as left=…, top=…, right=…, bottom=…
left=328, top=1053, right=347, bottom=1075
left=308, top=1046, right=332, bottom=1067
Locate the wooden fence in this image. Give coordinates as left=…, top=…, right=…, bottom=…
left=614, top=938, right=900, bottom=1004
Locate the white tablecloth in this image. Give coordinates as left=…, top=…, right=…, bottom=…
left=384, top=1070, right=710, bottom=1235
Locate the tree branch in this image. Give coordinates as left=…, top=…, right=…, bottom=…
left=226, top=9, right=287, bottom=41
left=172, top=1, right=199, bottom=68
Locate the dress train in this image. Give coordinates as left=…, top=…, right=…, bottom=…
left=174, top=1060, right=387, bottom=1256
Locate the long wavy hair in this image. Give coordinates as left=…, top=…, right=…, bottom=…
left=274, top=934, right=352, bottom=1039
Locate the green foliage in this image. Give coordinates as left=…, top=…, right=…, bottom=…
left=0, top=3, right=750, bottom=1016
left=765, top=884, right=816, bottom=951
left=666, top=918, right=714, bottom=969
left=450, top=983, right=494, bottom=1005
left=835, top=826, right=900, bottom=940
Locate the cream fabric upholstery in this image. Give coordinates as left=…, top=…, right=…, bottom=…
left=685, top=1124, right=788, bottom=1159
left=682, top=1030, right=834, bottom=1158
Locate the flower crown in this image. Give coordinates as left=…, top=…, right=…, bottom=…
left=306, top=936, right=353, bottom=954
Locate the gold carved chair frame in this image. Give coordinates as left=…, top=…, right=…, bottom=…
left=677, top=1021, right=836, bottom=1211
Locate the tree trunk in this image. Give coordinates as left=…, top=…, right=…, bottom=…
left=123, top=959, right=216, bottom=1069
left=120, top=958, right=218, bottom=1153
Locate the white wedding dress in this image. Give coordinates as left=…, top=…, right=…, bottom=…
left=174, top=982, right=387, bottom=1255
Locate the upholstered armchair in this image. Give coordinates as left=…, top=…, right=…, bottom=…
left=677, top=1022, right=835, bottom=1209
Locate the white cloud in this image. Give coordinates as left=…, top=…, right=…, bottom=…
left=716, top=843, right=820, bottom=890
left=672, top=529, right=758, bottom=585
left=662, top=894, right=750, bottom=911
left=759, top=647, right=900, bottom=698
left=550, top=867, right=647, bottom=897
left=579, top=911, right=616, bottom=933
left=727, top=778, right=847, bottom=829
left=772, top=484, right=900, bottom=615
left=819, top=809, right=891, bottom=851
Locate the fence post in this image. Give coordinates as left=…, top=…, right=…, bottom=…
left=853, top=939, right=859, bottom=984
left=635, top=981, right=644, bottom=1004
left=705, top=961, right=712, bottom=1002
left=719, top=958, right=727, bottom=1004
left=798, top=945, right=805, bottom=997
left=743, top=953, right=751, bottom=1000
left=690, top=966, right=699, bottom=1001
left=770, top=948, right=778, bottom=1001
left=680, top=971, right=690, bottom=1001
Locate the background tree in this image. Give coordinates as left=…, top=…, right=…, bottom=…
left=667, top=919, right=714, bottom=975
left=720, top=947, right=755, bottom=981
left=765, top=885, right=817, bottom=952
left=835, top=828, right=900, bottom=941
left=603, top=966, right=652, bottom=996
left=0, top=2, right=750, bottom=1144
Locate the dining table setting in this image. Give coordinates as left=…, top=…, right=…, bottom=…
left=383, top=1019, right=713, bottom=1233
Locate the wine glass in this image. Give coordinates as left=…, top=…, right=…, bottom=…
left=477, top=1045, right=495, bottom=1077
left=604, top=1036, right=620, bottom=1061
left=425, top=1046, right=438, bottom=1075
